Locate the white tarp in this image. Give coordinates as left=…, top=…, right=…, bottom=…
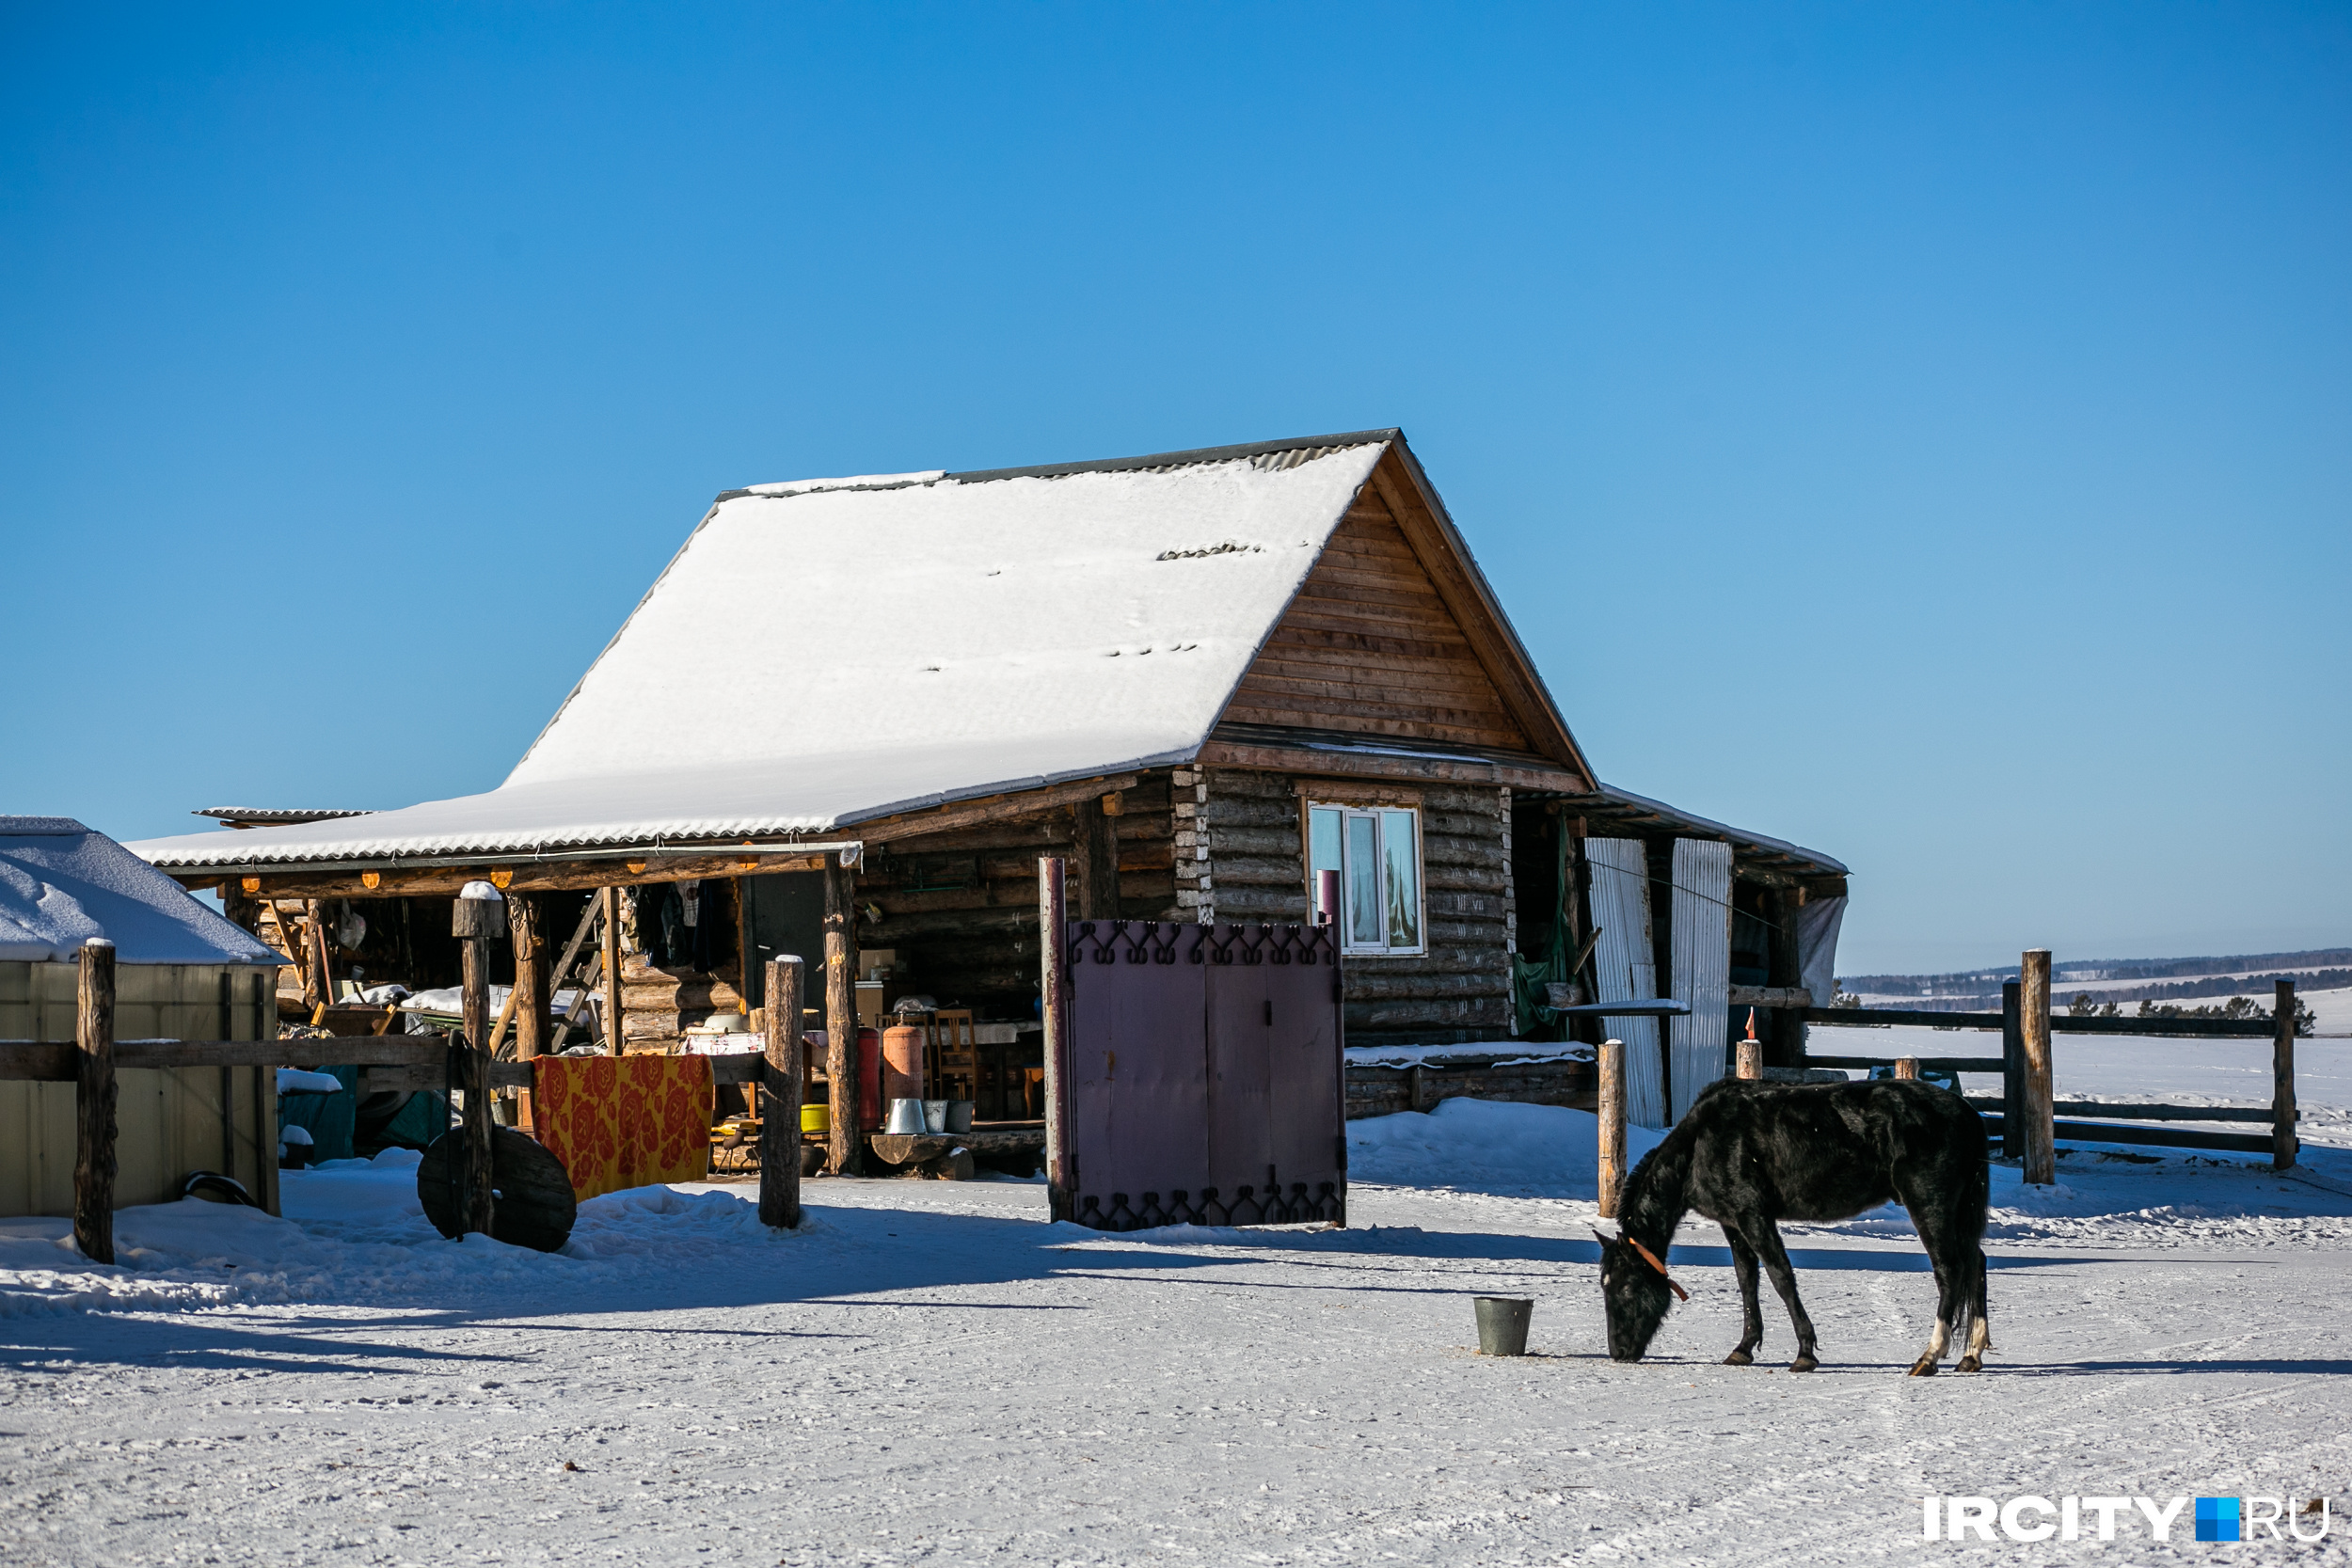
left=0, top=818, right=281, bottom=965
left=1797, top=895, right=1848, bottom=1007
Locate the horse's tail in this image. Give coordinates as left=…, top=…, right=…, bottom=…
left=1955, top=1144, right=1991, bottom=1352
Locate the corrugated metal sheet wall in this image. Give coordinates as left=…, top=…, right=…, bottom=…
left=1668, top=839, right=1733, bottom=1123
left=1584, top=838, right=1664, bottom=1128
left=0, top=963, right=277, bottom=1217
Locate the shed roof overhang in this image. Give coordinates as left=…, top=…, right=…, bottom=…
left=1541, top=784, right=1849, bottom=889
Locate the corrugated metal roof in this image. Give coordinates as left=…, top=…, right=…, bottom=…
left=195, top=807, right=375, bottom=826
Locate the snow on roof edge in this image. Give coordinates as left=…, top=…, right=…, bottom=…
left=129, top=738, right=1214, bottom=871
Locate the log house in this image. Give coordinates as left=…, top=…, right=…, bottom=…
left=130, top=429, right=1846, bottom=1139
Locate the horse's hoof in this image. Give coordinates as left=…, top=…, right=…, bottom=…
left=1955, top=1355, right=1981, bottom=1373
left=1723, top=1349, right=1753, bottom=1366
left=1788, top=1354, right=1818, bottom=1373
left=1907, top=1357, right=1938, bottom=1378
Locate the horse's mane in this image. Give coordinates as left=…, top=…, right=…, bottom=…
left=1617, top=1118, right=1697, bottom=1251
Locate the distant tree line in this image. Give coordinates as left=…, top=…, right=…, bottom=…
left=1843, top=948, right=2352, bottom=997
left=2071, top=990, right=2316, bottom=1037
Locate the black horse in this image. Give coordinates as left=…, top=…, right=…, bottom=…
left=1594, top=1076, right=1990, bottom=1375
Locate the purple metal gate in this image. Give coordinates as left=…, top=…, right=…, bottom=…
left=1052, top=918, right=1345, bottom=1230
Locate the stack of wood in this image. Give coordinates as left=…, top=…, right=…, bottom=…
left=620, top=954, right=747, bottom=1052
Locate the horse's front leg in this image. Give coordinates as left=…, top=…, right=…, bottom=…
left=1750, top=1223, right=1820, bottom=1371
left=1723, top=1232, right=1765, bottom=1366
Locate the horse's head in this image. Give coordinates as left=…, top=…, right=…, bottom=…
left=1593, top=1229, right=1678, bottom=1361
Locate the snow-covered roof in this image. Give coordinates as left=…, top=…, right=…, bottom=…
left=0, top=818, right=284, bottom=964
left=132, top=431, right=1454, bottom=872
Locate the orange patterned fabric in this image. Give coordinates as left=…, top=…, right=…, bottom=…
left=531, top=1053, right=714, bottom=1201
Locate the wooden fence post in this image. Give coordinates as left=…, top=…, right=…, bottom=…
left=1597, top=1037, right=1626, bottom=1219
left=2021, top=949, right=2054, bottom=1185
left=453, top=888, right=504, bottom=1237
left=760, top=956, right=805, bottom=1227
left=823, top=857, right=859, bottom=1177
left=2274, top=978, right=2298, bottom=1171
left=1040, top=856, right=1071, bottom=1222
left=2000, top=979, right=2024, bottom=1160
left=1893, top=1056, right=1919, bottom=1081
left=1736, top=1008, right=1762, bottom=1081
left=74, top=939, right=118, bottom=1265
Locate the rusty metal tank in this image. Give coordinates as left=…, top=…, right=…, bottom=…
left=881, top=1023, right=926, bottom=1107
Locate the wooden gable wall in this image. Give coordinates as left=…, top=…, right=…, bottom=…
left=1222, top=481, right=1534, bottom=753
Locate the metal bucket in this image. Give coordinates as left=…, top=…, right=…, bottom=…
left=884, top=1098, right=928, bottom=1135
left=946, top=1100, right=975, bottom=1133
left=800, top=1103, right=831, bottom=1134
left=922, top=1099, right=949, bottom=1133
left=1473, top=1296, right=1534, bottom=1356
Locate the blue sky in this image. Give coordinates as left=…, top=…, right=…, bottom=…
left=3, top=3, right=2345, bottom=974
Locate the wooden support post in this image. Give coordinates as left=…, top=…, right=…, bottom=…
left=510, top=893, right=543, bottom=1131
left=73, top=939, right=118, bottom=1265
left=1597, top=1037, right=1626, bottom=1219
left=1893, top=1056, right=1919, bottom=1082
left=760, top=956, right=805, bottom=1227
left=2000, top=979, right=2024, bottom=1160
left=453, top=890, right=505, bottom=1237
left=1736, top=1038, right=1763, bottom=1081
left=2020, top=949, right=2054, bottom=1185
left=1763, top=887, right=1805, bottom=1070
left=822, top=859, right=859, bottom=1177
left=1040, top=856, right=1072, bottom=1222
left=2274, top=978, right=2298, bottom=1171
left=305, top=898, right=330, bottom=1012
left=599, top=886, right=623, bottom=1053
left=1406, top=1063, right=1427, bottom=1113
left=1075, top=798, right=1119, bottom=921
left=734, top=878, right=755, bottom=1020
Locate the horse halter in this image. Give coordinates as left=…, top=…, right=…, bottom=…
left=1596, top=1229, right=1689, bottom=1302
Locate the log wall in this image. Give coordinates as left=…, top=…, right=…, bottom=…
left=1184, top=765, right=1515, bottom=1049
left=856, top=772, right=1178, bottom=1020
left=1345, top=1060, right=1596, bottom=1120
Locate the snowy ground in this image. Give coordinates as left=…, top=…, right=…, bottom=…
left=7, top=1093, right=2352, bottom=1562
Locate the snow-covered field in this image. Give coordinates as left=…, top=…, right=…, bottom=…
left=1847, top=982, right=2352, bottom=1037
left=7, top=1090, right=2352, bottom=1563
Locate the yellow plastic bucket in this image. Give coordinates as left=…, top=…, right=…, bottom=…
left=800, top=1103, right=832, bottom=1134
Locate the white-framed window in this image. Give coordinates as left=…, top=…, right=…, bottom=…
left=1307, top=803, right=1424, bottom=956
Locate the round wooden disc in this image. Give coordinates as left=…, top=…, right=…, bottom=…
left=417, top=1128, right=579, bottom=1253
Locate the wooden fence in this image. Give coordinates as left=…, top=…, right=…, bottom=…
left=1591, top=951, right=2301, bottom=1210
left=2, top=940, right=809, bottom=1265
left=1800, top=950, right=2298, bottom=1180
